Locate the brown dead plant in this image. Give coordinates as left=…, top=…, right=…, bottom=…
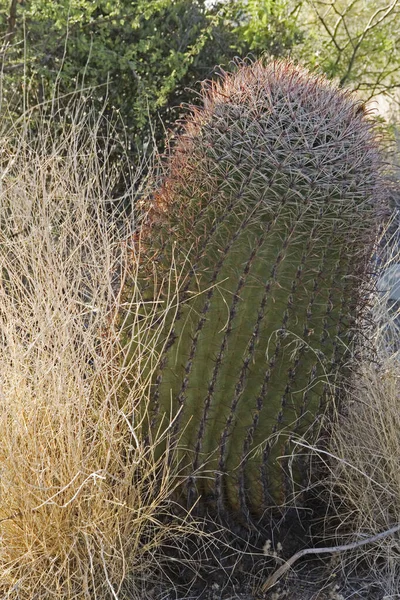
left=0, top=92, right=203, bottom=599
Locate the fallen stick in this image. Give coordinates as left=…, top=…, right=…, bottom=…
left=261, top=522, right=400, bottom=593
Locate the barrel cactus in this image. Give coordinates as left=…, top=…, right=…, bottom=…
left=127, top=59, right=382, bottom=523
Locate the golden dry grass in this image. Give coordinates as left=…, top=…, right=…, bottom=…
left=0, top=95, right=204, bottom=599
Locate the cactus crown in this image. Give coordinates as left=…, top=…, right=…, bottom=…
left=150, top=60, right=379, bottom=240
left=131, top=59, right=383, bottom=526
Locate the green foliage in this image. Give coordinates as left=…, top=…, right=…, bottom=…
left=127, top=59, right=382, bottom=523
left=0, top=0, right=242, bottom=154
left=294, top=0, right=400, bottom=97
left=222, top=0, right=304, bottom=55
left=0, top=0, right=307, bottom=161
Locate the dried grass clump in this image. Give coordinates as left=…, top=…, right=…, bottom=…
left=326, top=222, right=400, bottom=594
left=329, top=360, right=400, bottom=583
left=0, top=96, right=200, bottom=599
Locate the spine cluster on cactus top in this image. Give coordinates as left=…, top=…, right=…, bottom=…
left=127, top=59, right=383, bottom=524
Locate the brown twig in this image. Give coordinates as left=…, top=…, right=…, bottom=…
left=261, top=523, right=400, bottom=593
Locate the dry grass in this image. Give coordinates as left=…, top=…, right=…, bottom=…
left=324, top=216, right=400, bottom=595
left=0, top=94, right=204, bottom=599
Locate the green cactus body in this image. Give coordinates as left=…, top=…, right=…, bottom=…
left=129, top=60, right=381, bottom=520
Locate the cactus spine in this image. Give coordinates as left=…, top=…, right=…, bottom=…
left=129, top=60, right=382, bottom=521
